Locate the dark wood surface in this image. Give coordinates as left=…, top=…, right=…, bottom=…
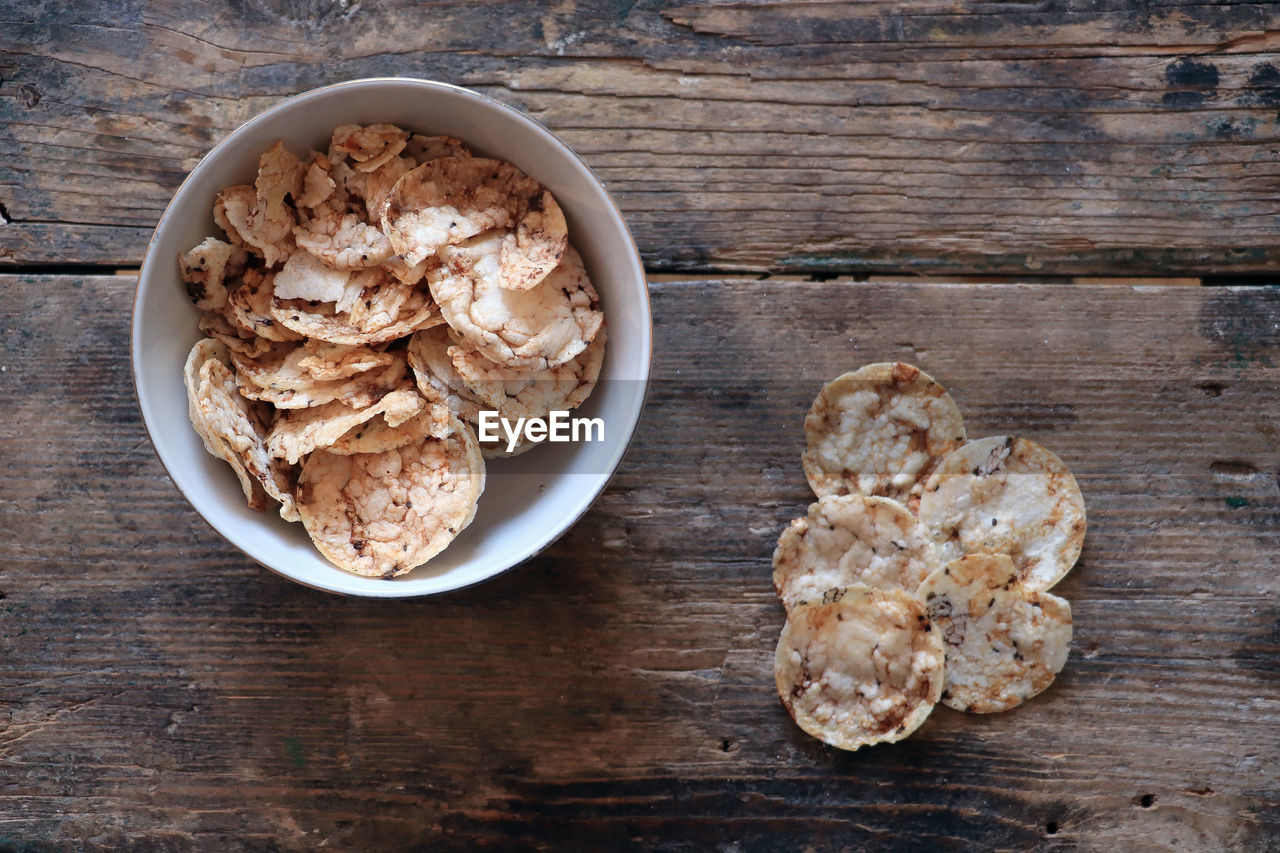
left=1, top=275, right=1278, bottom=850
left=3, top=1, right=1280, bottom=275
left=5, top=1, right=1280, bottom=849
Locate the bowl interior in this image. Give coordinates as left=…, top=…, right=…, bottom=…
left=132, top=79, right=651, bottom=597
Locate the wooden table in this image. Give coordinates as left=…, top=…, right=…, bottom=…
left=3, top=3, right=1278, bottom=849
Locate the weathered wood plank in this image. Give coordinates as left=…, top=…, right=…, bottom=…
left=3, top=2, right=1280, bottom=273
left=0, top=274, right=1276, bottom=849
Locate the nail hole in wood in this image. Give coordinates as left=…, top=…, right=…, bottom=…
left=1197, top=381, right=1225, bottom=397
left=1045, top=821, right=1059, bottom=835
left=1140, top=793, right=1155, bottom=808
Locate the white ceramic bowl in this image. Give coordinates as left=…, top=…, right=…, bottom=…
left=132, top=78, right=651, bottom=597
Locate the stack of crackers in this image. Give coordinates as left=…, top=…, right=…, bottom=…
left=179, top=124, right=605, bottom=578
left=773, top=363, right=1086, bottom=751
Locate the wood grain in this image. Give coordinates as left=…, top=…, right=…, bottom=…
left=3, top=2, right=1280, bottom=273
left=0, top=274, right=1276, bottom=849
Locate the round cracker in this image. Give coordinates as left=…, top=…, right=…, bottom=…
left=236, top=351, right=406, bottom=410
left=772, top=495, right=939, bottom=612
left=230, top=341, right=390, bottom=395
left=498, top=190, right=568, bottom=291
left=918, top=554, right=1073, bottom=713
left=296, top=153, right=336, bottom=210
left=183, top=339, right=298, bottom=520
left=802, top=362, right=966, bottom=504
left=179, top=236, right=245, bottom=312
left=406, top=325, right=487, bottom=422
left=429, top=235, right=603, bottom=370
left=774, top=585, right=944, bottom=751
left=215, top=182, right=295, bottom=268
left=362, top=155, right=415, bottom=225
left=227, top=269, right=303, bottom=343
left=272, top=249, right=356, bottom=303
left=296, top=340, right=394, bottom=381
left=271, top=281, right=444, bottom=346
left=402, top=133, right=470, bottom=166
left=294, top=210, right=393, bottom=270
left=327, top=403, right=452, bottom=456
left=380, top=156, right=543, bottom=266
left=449, top=323, right=606, bottom=422
left=917, top=435, right=1086, bottom=591
left=296, top=415, right=485, bottom=578
left=266, top=384, right=424, bottom=465
left=330, top=123, right=409, bottom=173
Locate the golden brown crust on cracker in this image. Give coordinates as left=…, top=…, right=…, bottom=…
left=296, top=415, right=485, bottom=577
left=918, top=554, right=1073, bottom=713
left=772, top=494, right=939, bottom=612
left=802, top=362, right=966, bottom=503
left=918, top=435, right=1086, bottom=591
left=774, top=585, right=944, bottom=751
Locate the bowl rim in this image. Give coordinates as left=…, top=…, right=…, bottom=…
left=130, top=76, right=652, bottom=598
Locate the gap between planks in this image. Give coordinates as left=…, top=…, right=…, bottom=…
left=647, top=272, right=1206, bottom=286
left=4, top=267, right=1258, bottom=287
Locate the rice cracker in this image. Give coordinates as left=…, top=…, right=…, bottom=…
left=429, top=236, right=602, bottom=370
left=802, top=362, right=965, bottom=505
left=774, top=585, right=944, bottom=751
left=296, top=414, right=485, bottom=578
left=917, top=435, right=1086, bottom=591
left=918, top=554, right=1073, bottom=713
left=772, top=495, right=939, bottom=612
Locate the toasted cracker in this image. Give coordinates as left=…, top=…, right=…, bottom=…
left=917, top=436, right=1086, bottom=591
left=179, top=237, right=246, bottom=312
left=272, top=249, right=355, bottom=303
left=362, top=154, right=415, bottom=224
left=215, top=184, right=294, bottom=268
left=328, top=403, right=452, bottom=456
left=498, top=190, right=568, bottom=291
left=297, top=152, right=336, bottom=209
left=266, top=384, right=424, bottom=465
left=381, top=156, right=543, bottom=266
left=226, top=268, right=304, bottom=343
left=184, top=339, right=298, bottom=520
left=918, top=554, right=1073, bottom=713
left=236, top=350, right=406, bottom=410
left=296, top=414, right=485, bottom=577
left=772, top=495, right=939, bottom=612
left=382, top=254, right=431, bottom=287
left=198, top=308, right=274, bottom=358
left=406, top=328, right=545, bottom=457
left=271, top=270, right=444, bottom=346
left=429, top=236, right=602, bottom=370
left=255, top=140, right=303, bottom=243
left=802, top=362, right=966, bottom=504
left=343, top=268, right=416, bottom=332
left=774, top=585, right=944, bottom=751
left=449, top=323, right=606, bottom=422
left=330, top=123, right=409, bottom=173
left=294, top=210, right=393, bottom=270
left=231, top=340, right=391, bottom=393
left=406, top=325, right=487, bottom=422
left=402, top=133, right=470, bottom=166
left=296, top=340, right=393, bottom=381
left=327, top=158, right=368, bottom=220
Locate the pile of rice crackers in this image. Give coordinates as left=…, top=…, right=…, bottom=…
left=773, top=362, right=1086, bottom=751
left=179, top=124, right=605, bottom=578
